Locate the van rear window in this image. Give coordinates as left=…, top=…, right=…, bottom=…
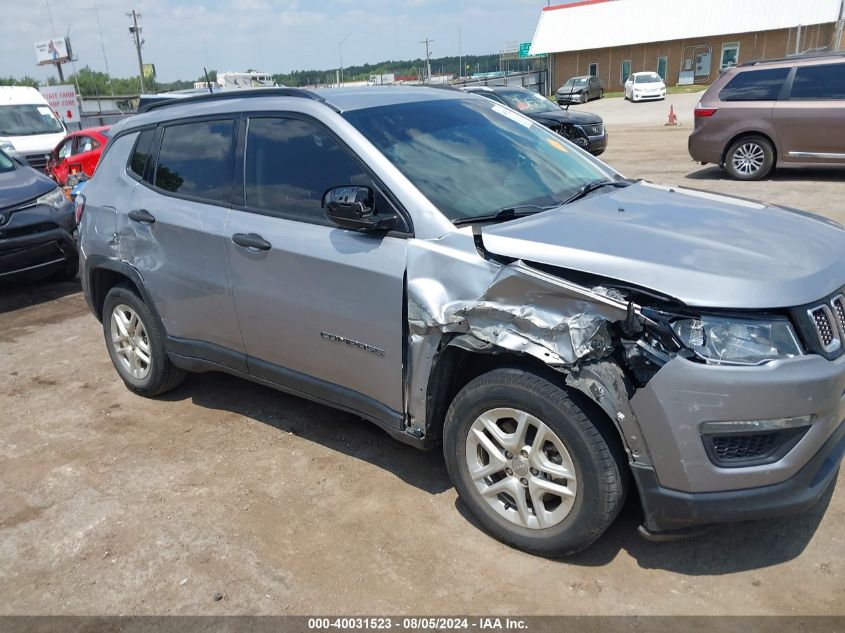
left=719, top=68, right=789, bottom=101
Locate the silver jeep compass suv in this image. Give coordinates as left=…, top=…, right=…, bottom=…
left=78, top=87, right=845, bottom=556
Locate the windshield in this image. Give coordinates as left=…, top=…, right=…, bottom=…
left=635, top=73, right=662, bottom=84
left=563, top=78, right=587, bottom=88
left=0, top=149, right=16, bottom=173
left=343, top=98, right=612, bottom=222
left=0, top=104, right=64, bottom=136
left=497, top=90, right=559, bottom=114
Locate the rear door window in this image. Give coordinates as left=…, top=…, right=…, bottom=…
left=790, top=63, right=845, bottom=100
left=153, top=119, right=235, bottom=204
left=719, top=68, right=789, bottom=101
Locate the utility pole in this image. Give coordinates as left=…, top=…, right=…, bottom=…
left=458, top=27, right=462, bottom=79
left=127, top=9, right=145, bottom=93
left=419, top=37, right=434, bottom=82
left=834, top=0, right=844, bottom=51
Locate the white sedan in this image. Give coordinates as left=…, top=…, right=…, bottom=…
left=624, top=72, right=667, bottom=102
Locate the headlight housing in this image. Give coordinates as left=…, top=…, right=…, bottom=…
left=36, top=187, right=68, bottom=211
left=672, top=315, right=802, bottom=365
left=0, top=139, right=15, bottom=153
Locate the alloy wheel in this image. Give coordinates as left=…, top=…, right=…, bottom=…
left=732, top=142, right=765, bottom=176
left=110, top=304, right=152, bottom=380
left=465, top=407, right=577, bottom=530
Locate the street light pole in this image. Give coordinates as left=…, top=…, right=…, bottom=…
left=338, top=33, right=351, bottom=86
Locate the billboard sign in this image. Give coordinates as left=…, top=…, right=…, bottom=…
left=38, top=85, right=80, bottom=124
left=34, top=38, right=72, bottom=65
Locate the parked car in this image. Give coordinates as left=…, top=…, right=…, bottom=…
left=464, top=86, right=607, bottom=155
left=0, top=148, right=78, bottom=281
left=47, top=126, right=111, bottom=186
left=624, top=72, right=667, bottom=102
left=689, top=52, right=845, bottom=180
left=78, top=87, right=845, bottom=557
left=0, top=86, right=68, bottom=172
left=556, top=75, right=603, bottom=104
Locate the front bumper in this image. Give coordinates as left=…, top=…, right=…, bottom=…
left=633, top=420, right=844, bottom=532
left=632, top=91, right=666, bottom=101
left=631, top=354, right=845, bottom=492
left=0, top=202, right=77, bottom=278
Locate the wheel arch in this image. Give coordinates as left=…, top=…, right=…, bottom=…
left=423, top=345, right=630, bottom=469
left=721, top=130, right=779, bottom=167
left=85, top=256, right=161, bottom=328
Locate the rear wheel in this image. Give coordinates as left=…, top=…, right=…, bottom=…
left=102, top=284, right=185, bottom=396
left=443, top=368, right=627, bottom=557
left=724, top=135, right=775, bottom=180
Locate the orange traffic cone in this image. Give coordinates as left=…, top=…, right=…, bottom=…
left=665, top=104, right=678, bottom=126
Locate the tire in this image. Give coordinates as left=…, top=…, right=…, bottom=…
left=724, top=135, right=775, bottom=180
left=102, top=283, right=186, bottom=397
left=443, top=368, right=627, bottom=557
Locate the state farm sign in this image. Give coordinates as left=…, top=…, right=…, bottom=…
left=38, top=85, right=80, bottom=124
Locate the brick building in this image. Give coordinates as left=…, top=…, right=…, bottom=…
left=530, top=0, right=845, bottom=92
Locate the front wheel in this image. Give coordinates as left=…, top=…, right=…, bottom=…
left=443, top=368, right=627, bottom=557
left=724, top=135, right=775, bottom=180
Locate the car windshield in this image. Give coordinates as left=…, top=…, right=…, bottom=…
left=343, top=98, right=612, bottom=222
left=497, top=90, right=559, bottom=114
left=563, top=78, right=588, bottom=88
left=0, top=104, right=64, bottom=136
left=635, top=73, right=662, bottom=84
left=0, top=149, right=16, bottom=173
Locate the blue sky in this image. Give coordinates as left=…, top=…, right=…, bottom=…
left=3, top=0, right=551, bottom=83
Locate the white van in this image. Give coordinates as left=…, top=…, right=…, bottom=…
left=0, top=86, right=67, bottom=171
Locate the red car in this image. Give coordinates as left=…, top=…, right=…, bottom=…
left=47, top=125, right=111, bottom=186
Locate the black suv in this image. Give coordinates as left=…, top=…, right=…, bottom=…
left=464, top=86, right=607, bottom=155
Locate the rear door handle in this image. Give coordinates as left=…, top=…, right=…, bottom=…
left=128, top=208, right=156, bottom=224
left=232, top=232, right=272, bottom=251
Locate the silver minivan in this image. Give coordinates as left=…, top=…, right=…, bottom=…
left=77, top=87, right=845, bottom=556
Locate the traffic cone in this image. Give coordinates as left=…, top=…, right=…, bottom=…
left=665, top=104, right=678, bottom=126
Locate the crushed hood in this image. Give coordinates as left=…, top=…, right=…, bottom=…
left=481, top=182, right=845, bottom=309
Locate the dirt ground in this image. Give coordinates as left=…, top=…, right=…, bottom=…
left=1, top=124, right=843, bottom=616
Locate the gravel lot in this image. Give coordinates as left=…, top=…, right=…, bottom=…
left=1, top=121, right=843, bottom=616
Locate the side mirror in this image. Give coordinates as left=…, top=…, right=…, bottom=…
left=322, top=185, right=396, bottom=232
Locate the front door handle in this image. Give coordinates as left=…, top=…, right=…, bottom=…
left=232, top=232, right=272, bottom=251
left=128, top=208, right=156, bottom=224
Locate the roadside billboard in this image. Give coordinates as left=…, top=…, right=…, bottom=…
left=34, top=38, right=72, bottom=65
left=39, top=85, right=80, bottom=124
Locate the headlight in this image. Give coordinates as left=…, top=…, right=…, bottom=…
left=0, top=139, right=15, bottom=152
left=672, top=315, right=802, bottom=365
left=36, top=187, right=68, bottom=210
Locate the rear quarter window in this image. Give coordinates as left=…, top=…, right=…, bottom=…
left=718, top=67, right=790, bottom=101
left=790, top=63, right=845, bottom=100
left=128, top=128, right=155, bottom=180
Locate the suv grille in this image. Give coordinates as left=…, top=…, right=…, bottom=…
left=833, top=295, right=845, bottom=334
left=808, top=304, right=842, bottom=353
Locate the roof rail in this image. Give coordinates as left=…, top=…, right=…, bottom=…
left=741, top=50, right=845, bottom=66
left=137, top=87, right=333, bottom=113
